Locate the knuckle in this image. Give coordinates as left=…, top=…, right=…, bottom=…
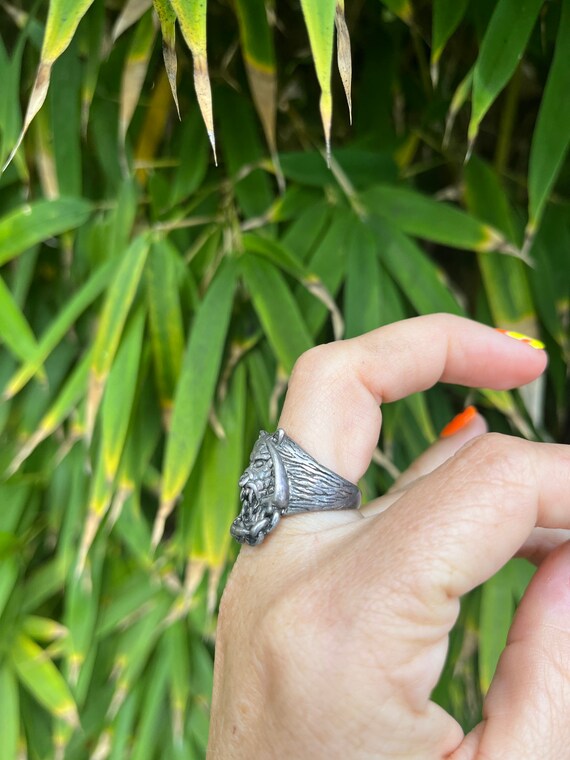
left=290, top=343, right=343, bottom=384
left=457, top=432, right=528, bottom=484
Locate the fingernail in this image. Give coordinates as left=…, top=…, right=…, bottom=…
left=496, top=328, right=545, bottom=350
left=440, top=405, right=477, bottom=438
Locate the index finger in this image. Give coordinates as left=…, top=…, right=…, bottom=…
left=279, top=314, right=546, bottom=483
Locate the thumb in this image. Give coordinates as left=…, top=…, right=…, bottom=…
left=455, top=541, right=570, bottom=760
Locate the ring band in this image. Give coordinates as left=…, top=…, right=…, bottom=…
left=231, top=429, right=361, bottom=546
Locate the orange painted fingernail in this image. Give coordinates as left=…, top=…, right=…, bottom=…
left=440, top=405, right=477, bottom=438
left=496, top=329, right=545, bottom=350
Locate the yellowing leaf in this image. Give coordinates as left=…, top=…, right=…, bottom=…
left=153, top=0, right=180, bottom=118
left=2, top=0, right=96, bottom=172
left=299, top=0, right=336, bottom=162
left=335, top=0, right=352, bottom=123
left=11, top=634, right=79, bottom=728
left=234, top=0, right=283, bottom=188
left=170, top=0, right=217, bottom=163
left=119, top=10, right=157, bottom=151
left=112, top=0, right=153, bottom=41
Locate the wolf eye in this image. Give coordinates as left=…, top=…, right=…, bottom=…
left=254, top=459, right=264, bottom=468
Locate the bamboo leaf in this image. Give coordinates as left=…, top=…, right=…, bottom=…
left=431, top=0, right=469, bottom=84
left=88, top=234, right=151, bottom=441
left=479, top=565, right=514, bottom=693
left=344, top=222, right=381, bottom=338
left=112, top=0, right=153, bottom=41
left=2, top=0, right=96, bottom=171
left=0, top=664, right=19, bottom=760
left=299, top=0, right=336, bottom=161
left=527, top=0, right=570, bottom=236
left=241, top=254, right=313, bottom=373
left=157, top=259, right=238, bottom=546
left=101, top=308, right=146, bottom=485
left=8, top=350, right=92, bottom=475
left=443, top=64, right=473, bottom=149
left=469, top=0, right=544, bottom=150
left=4, top=259, right=115, bottom=399
left=199, top=364, right=246, bottom=567
left=234, top=0, right=283, bottom=187
left=153, top=0, right=180, bottom=118
left=335, top=0, right=352, bottom=123
left=0, top=274, right=43, bottom=366
left=11, top=633, right=79, bottom=728
left=0, top=198, right=91, bottom=267
left=380, top=0, right=413, bottom=24
left=363, top=185, right=508, bottom=253
left=146, top=240, right=185, bottom=427
left=367, top=216, right=464, bottom=316
left=119, top=10, right=157, bottom=151
left=170, top=0, right=217, bottom=162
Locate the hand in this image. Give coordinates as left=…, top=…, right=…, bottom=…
left=208, top=314, right=570, bottom=759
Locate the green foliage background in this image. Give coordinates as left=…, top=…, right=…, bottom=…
left=0, top=0, right=569, bottom=756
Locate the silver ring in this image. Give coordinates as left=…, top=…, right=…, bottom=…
left=231, top=429, right=361, bottom=546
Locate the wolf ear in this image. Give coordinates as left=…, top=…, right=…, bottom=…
left=265, top=437, right=289, bottom=510
left=274, top=428, right=285, bottom=445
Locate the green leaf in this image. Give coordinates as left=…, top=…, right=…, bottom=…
left=469, top=0, right=544, bottom=146
left=367, top=216, right=463, bottom=315
left=344, top=222, right=381, bottom=338
left=199, top=364, right=246, bottom=567
left=2, top=0, right=97, bottom=170
left=431, top=0, right=469, bottom=76
left=0, top=198, right=91, bottom=266
left=11, top=633, right=79, bottom=728
left=170, top=0, right=217, bottom=161
left=88, top=233, right=150, bottom=439
left=4, top=259, right=115, bottom=399
left=0, top=274, right=42, bottom=366
left=363, top=185, right=506, bottom=253
left=479, top=564, right=515, bottom=693
left=299, top=0, right=336, bottom=159
left=0, top=664, right=19, bottom=760
left=146, top=240, right=185, bottom=424
left=241, top=254, right=313, bottom=373
left=158, top=259, right=238, bottom=544
left=527, top=0, right=570, bottom=234
left=380, top=0, right=413, bottom=24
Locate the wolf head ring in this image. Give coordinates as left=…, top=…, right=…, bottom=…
left=231, top=429, right=361, bottom=546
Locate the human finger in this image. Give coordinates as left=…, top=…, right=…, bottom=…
left=279, top=315, right=546, bottom=484
left=390, top=406, right=486, bottom=492
left=451, top=541, right=570, bottom=759
left=360, top=406, right=486, bottom=517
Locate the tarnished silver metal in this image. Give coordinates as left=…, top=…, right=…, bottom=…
left=231, top=429, right=361, bottom=546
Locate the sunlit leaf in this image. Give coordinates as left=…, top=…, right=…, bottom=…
left=0, top=198, right=91, bottom=267
left=157, top=259, right=238, bottom=546
left=170, top=0, right=217, bottom=162
left=299, top=0, right=336, bottom=161
left=0, top=664, right=19, bottom=760
left=11, top=634, right=79, bottom=728
left=2, top=0, right=96, bottom=171
left=88, top=233, right=151, bottom=440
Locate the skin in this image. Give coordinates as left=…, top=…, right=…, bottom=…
left=208, top=314, right=570, bottom=759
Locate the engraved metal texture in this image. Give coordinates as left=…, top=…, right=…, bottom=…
left=231, top=429, right=361, bottom=546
